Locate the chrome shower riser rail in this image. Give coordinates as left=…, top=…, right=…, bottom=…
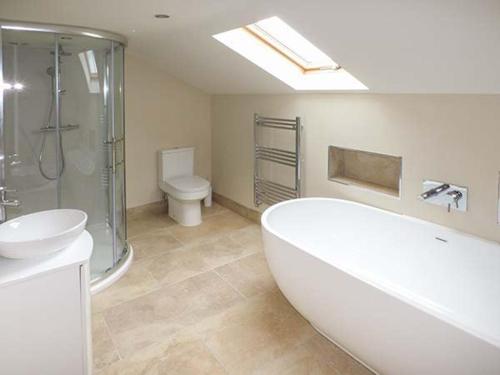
left=254, top=114, right=302, bottom=207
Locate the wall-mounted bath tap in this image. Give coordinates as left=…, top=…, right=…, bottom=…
left=420, top=183, right=450, bottom=200
left=420, top=180, right=468, bottom=212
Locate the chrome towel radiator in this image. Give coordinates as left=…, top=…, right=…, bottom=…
left=254, top=114, right=302, bottom=206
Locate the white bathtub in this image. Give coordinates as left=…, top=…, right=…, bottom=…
left=261, top=198, right=500, bottom=375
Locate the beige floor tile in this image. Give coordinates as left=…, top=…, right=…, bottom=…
left=252, top=344, right=341, bottom=375
left=104, top=271, right=243, bottom=358
left=127, top=201, right=166, bottom=219
left=96, top=203, right=372, bottom=375
left=215, top=253, right=277, bottom=298
left=157, top=340, right=227, bottom=375
left=167, top=210, right=252, bottom=245
left=97, top=335, right=226, bottom=375
left=92, top=262, right=159, bottom=313
left=98, top=358, right=162, bottom=375
left=185, top=291, right=316, bottom=375
left=300, top=335, right=374, bottom=375
left=202, top=202, right=229, bottom=218
left=227, top=224, right=264, bottom=253
left=143, top=235, right=254, bottom=286
left=127, top=203, right=175, bottom=238
left=129, top=229, right=183, bottom=260
left=92, top=313, right=120, bottom=371
left=251, top=333, right=374, bottom=375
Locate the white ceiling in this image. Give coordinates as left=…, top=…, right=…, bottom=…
left=1, top=0, right=500, bottom=94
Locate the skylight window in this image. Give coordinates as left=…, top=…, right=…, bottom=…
left=79, top=50, right=100, bottom=93
left=213, top=17, right=367, bottom=91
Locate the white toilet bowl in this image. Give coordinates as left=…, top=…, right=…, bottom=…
left=160, top=176, right=211, bottom=226
left=158, top=147, right=211, bottom=227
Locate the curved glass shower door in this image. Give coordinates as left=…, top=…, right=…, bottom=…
left=0, top=25, right=127, bottom=282
left=1, top=30, right=58, bottom=216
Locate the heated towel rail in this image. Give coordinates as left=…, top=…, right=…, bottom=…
left=254, top=114, right=302, bottom=207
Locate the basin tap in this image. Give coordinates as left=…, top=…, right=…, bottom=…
left=0, top=187, right=20, bottom=223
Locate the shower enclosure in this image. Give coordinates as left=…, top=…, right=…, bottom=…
left=0, top=20, right=130, bottom=291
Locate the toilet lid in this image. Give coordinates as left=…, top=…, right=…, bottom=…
left=164, top=175, right=210, bottom=193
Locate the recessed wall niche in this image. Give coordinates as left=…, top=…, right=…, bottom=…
left=328, top=146, right=402, bottom=197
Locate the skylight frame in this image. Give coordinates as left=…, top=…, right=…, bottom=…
left=213, top=16, right=368, bottom=91
left=245, top=18, right=339, bottom=72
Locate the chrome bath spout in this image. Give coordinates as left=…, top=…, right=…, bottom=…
left=420, top=183, right=450, bottom=200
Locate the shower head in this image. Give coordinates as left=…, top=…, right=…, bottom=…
left=49, top=47, right=72, bottom=57
left=47, top=46, right=71, bottom=77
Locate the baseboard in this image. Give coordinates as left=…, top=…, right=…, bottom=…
left=126, top=200, right=166, bottom=217
left=213, top=192, right=261, bottom=224
left=126, top=193, right=262, bottom=224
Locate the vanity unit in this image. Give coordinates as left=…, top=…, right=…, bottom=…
left=0, top=231, right=93, bottom=375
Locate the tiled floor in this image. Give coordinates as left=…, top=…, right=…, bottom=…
left=92, top=202, right=373, bottom=375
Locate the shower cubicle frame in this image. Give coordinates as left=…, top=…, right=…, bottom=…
left=0, top=20, right=130, bottom=292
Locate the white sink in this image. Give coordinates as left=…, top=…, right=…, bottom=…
left=0, top=209, right=88, bottom=259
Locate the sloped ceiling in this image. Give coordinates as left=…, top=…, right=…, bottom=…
left=1, top=0, right=500, bottom=94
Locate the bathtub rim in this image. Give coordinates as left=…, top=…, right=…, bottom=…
left=261, top=197, right=500, bottom=350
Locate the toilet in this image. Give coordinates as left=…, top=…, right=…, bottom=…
left=158, top=147, right=212, bottom=226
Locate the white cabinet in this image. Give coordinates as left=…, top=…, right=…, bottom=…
left=0, top=231, right=93, bottom=375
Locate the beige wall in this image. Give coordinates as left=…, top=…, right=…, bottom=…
left=212, top=94, right=500, bottom=242
left=125, top=53, right=211, bottom=208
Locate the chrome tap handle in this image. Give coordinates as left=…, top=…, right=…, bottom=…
left=0, top=199, right=20, bottom=207
left=446, top=190, right=463, bottom=208
left=0, top=187, right=20, bottom=207
left=0, top=187, right=20, bottom=223
left=0, top=186, right=16, bottom=193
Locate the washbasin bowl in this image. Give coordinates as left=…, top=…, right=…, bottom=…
left=0, top=209, right=88, bottom=259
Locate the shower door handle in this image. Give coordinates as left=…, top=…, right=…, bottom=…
left=104, top=138, right=124, bottom=174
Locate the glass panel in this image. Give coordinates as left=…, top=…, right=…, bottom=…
left=57, top=34, right=114, bottom=278
left=1, top=30, right=58, bottom=218
left=113, top=44, right=127, bottom=258
left=1, top=27, right=127, bottom=282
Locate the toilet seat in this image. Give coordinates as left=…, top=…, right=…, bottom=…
left=159, top=175, right=210, bottom=201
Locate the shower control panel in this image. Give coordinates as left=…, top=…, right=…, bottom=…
left=420, top=180, right=468, bottom=212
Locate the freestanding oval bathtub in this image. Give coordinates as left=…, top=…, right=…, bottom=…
left=261, top=198, right=500, bottom=375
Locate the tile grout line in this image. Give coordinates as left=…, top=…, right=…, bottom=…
left=212, top=269, right=247, bottom=300
left=101, top=313, right=123, bottom=362
left=97, top=210, right=259, bottom=326
left=135, top=230, right=260, bottom=273
left=132, top=232, right=235, bottom=266
left=97, top=266, right=240, bottom=314
left=127, top=223, right=177, bottom=241
left=96, top=239, right=261, bottom=314
left=201, top=340, right=232, bottom=375
left=143, top=244, right=261, bottom=290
